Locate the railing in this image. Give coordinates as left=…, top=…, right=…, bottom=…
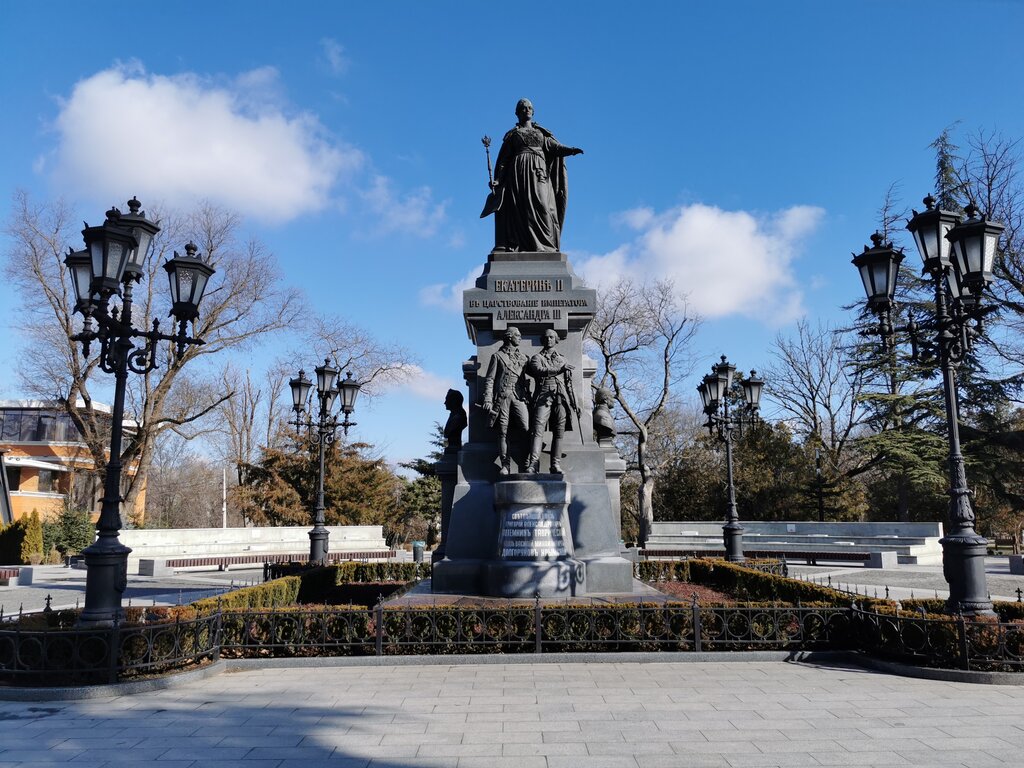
left=851, top=606, right=1024, bottom=672
left=217, top=599, right=851, bottom=658
left=2, top=601, right=1021, bottom=686
left=0, top=611, right=220, bottom=686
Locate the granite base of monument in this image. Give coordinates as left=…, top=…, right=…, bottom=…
left=481, top=476, right=586, bottom=598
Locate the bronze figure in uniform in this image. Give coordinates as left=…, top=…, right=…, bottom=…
left=525, top=328, right=575, bottom=474
left=480, top=327, right=531, bottom=474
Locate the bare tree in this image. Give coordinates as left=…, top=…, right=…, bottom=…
left=3, top=192, right=303, bottom=523
left=765, top=320, right=867, bottom=467
left=587, top=279, right=700, bottom=545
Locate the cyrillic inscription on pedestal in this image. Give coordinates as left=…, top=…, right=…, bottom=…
left=498, top=508, right=570, bottom=560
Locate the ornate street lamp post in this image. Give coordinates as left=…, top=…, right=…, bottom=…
left=852, top=195, right=1003, bottom=615
left=289, top=363, right=361, bottom=566
left=697, top=356, right=764, bottom=563
left=66, top=199, right=214, bottom=626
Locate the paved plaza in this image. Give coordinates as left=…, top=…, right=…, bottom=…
left=1, top=657, right=1023, bottom=767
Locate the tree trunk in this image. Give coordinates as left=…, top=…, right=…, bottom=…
left=896, top=475, right=910, bottom=522
left=636, top=428, right=655, bottom=547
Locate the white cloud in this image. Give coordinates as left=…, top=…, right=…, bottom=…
left=577, top=203, right=824, bottom=325
left=46, top=64, right=362, bottom=224
left=420, top=266, right=481, bottom=312
left=320, top=38, right=349, bottom=76
left=361, top=175, right=447, bottom=237
left=389, top=365, right=460, bottom=402
left=613, top=206, right=655, bottom=230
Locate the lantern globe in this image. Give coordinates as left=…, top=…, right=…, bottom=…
left=741, top=370, right=765, bottom=409
left=703, top=372, right=723, bottom=407
left=289, top=370, right=312, bottom=413
left=714, top=355, right=736, bottom=391
left=118, top=197, right=161, bottom=279
left=697, top=379, right=712, bottom=412
left=946, top=202, right=1004, bottom=296
left=906, top=194, right=959, bottom=271
left=63, top=249, right=94, bottom=313
left=851, top=232, right=903, bottom=313
left=338, top=371, right=361, bottom=415
left=163, top=242, right=215, bottom=323
left=314, top=358, right=340, bottom=396
left=82, top=207, right=139, bottom=298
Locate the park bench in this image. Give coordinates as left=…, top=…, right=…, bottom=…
left=0, top=567, right=21, bottom=587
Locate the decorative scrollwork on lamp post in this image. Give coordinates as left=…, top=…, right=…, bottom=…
left=697, top=357, right=764, bottom=563
left=289, top=363, right=361, bottom=566
left=65, top=198, right=215, bottom=626
left=852, top=195, right=1003, bottom=616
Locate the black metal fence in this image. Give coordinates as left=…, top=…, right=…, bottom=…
left=0, top=611, right=220, bottom=686
left=851, top=606, right=1024, bottom=672
left=2, top=601, right=1021, bottom=686
left=217, top=601, right=851, bottom=657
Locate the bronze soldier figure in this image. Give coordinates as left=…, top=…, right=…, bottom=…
left=480, top=326, right=531, bottom=474
left=525, top=328, right=575, bottom=474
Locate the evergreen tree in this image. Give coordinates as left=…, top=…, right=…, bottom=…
left=21, top=509, right=44, bottom=563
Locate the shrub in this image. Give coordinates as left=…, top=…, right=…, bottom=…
left=21, top=510, right=44, bottom=564
left=191, top=575, right=302, bottom=612
left=638, top=558, right=893, bottom=610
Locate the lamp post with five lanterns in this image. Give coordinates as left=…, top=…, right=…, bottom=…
left=852, top=194, right=1003, bottom=615
left=697, top=357, right=764, bottom=563
left=289, top=361, right=361, bottom=566
left=65, top=198, right=215, bottom=626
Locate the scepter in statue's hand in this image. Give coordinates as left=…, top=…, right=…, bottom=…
left=480, top=135, right=503, bottom=218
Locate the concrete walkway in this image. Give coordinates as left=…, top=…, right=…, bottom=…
left=1, top=659, right=1022, bottom=767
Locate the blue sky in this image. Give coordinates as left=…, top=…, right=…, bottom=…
left=2, top=1, right=1023, bottom=467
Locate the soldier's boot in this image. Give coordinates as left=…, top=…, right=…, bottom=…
left=498, top=455, right=511, bottom=476
left=524, top=454, right=540, bottom=474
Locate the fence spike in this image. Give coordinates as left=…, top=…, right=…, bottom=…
left=1016, top=587, right=1022, bottom=603
left=910, top=590, right=915, bottom=599
left=885, top=586, right=890, bottom=600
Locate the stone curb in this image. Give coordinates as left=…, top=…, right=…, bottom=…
left=0, top=659, right=226, bottom=701
left=3, top=649, right=1020, bottom=700
left=222, top=649, right=846, bottom=668
left=851, top=652, right=1024, bottom=686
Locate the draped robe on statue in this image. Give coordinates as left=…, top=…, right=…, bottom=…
left=491, top=123, right=572, bottom=252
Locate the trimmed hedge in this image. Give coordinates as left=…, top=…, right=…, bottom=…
left=638, top=558, right=893, bottom=610
left=192, top=575, right=302, bottom=612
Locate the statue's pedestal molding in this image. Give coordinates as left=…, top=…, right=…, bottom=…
left=483, top=476, right=585, bottom=598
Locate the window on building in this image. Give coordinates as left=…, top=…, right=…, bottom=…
left=5, top=466, right=20, bottom=491
left=36, top=469, right=58, bottom=493
left=1, top=412, right=21, bottom=441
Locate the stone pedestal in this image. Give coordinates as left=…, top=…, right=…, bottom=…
left=483, top=476, right=585, bottom=598
left=431, top=454, right=458, bottom=564
left=432, top=251, right=634, bottom=596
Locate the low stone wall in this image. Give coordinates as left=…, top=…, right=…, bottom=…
left=120, top=526, right=388, bottom=574
left=647, top=521, right=944, bottom=565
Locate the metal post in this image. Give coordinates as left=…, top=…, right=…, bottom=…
left=691, top=594, right=702, bottom=653
left=534, top=595, right=542, bottom=654
left=933, top=276, right=993, bottom=616
left=375, top=602, right=384, bottom=657
left=309, top=407, right=330, bottom=566
left=815, top=448, right=825, bottom=522
left=80, top=298, right=133, bottom=627
left=721, top=398, right=745, bottom=563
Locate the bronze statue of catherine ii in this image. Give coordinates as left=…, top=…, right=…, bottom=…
left=484, top=99, right=583, bottom=253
